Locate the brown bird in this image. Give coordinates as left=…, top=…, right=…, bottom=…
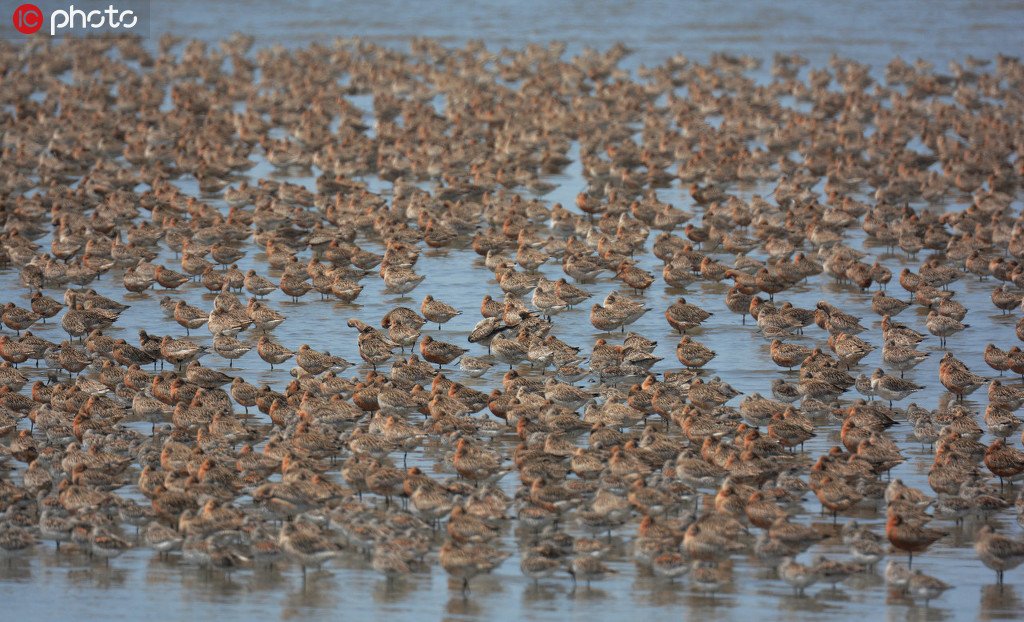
left=975, top=524, right=1024, bottom=586
left=419, top=335, right=468, bottom=369
left=421, top=295, right=461, bottom=330
left=755, top=268, right=786, bottom=301
left=154, top=265, right=190, bottom=289
left=886, top=511, right=946, bottom=568
left=984, top=438, right=1024, bottom=490
left=256, top=336, right=293, bottom=370
left=617, top=261, right=654, bottom=295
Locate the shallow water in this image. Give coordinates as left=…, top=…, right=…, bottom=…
left=3, top=1, right=1024, bottom=621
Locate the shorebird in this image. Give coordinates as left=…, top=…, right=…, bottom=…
left=154, top=265, right=190, bottom=290
left=983, top=439, right=1024, bottom=489
left=28, top=292, right=63, bottom=323
left=459, top=356, right=493, bottom=378
left=439, top=540, right=510, bottom=594
left=690, top=559, right=729, bottom=597
left=244, top=270, right=277, bottom=297
left=975, top=524, right=1024, bottom=586
left=907, top=570, right=951, bottom=606
left=349, top=320, right=396, bottom=370
left=989, top=380, right=1024, bottom=409
left=246, top=298, right=285, bottom=332
left=985, top=344, right=1012, bottom=376
left=569, top=555, right=617, bottom=590
left=939, top=352, right=987, bottom=400
left=185, top=361, right=233, bottom=389
left=421, top=295, right=462, bottom=330
left=554, top=278, right=591, bottom=307
left=616, top=260, right=654, bottom=295
left=0, top=527, right=36, bottom=561
left=90, top=527, right=131, bottom=564
left=208, top=306, right=252, bottom=337
left=256, top=336, right=294, bottom=370
left=531, top=286, right=568, bottom=320
left=665, top=297, right=712, bottom=333
left=829, top=333, right=874, bottom=369
left=465, top=318, right=505, bottom=355
left=159, top=336, right=208, bottom=368
left=676, top=336, right=716, bottom=369
left=419, top=335, right=468, bottom=369
left=212, top=336, right=251, bottom=366
left=813, top=475, right=862, bottom=522
left=778, top=557, right=819, bottom=596
left=491, top=334, right=528, bottom=369
left=926, top=310, right=968, bottom=348
left=770, top=340, right=813, bottom=371
left=886, top=511, right=946, bottom=568
left=382, top=267, right=425, bottom=296
left=815, top=301, right=866, bottom=335
left=278, top=522, right=339, bottom=579
left=871, top=290, right=910, bottom=317
left=590, top=303, right=625, bottom=332
left=280, top=274, right=311, bottom=303
left=604, top=293, right=649, bottom=327
left=295, top=344, right=352, bottom=374
left=173, top=300, right=208, bottom=335
left=882, top=341, right=929, bottom=377
left=885, top=560, right=912, bottom=592
left=870, top=368, right=924, bottom=406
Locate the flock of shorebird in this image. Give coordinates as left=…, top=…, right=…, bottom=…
left=0, top=34, right=1023, bottom=612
